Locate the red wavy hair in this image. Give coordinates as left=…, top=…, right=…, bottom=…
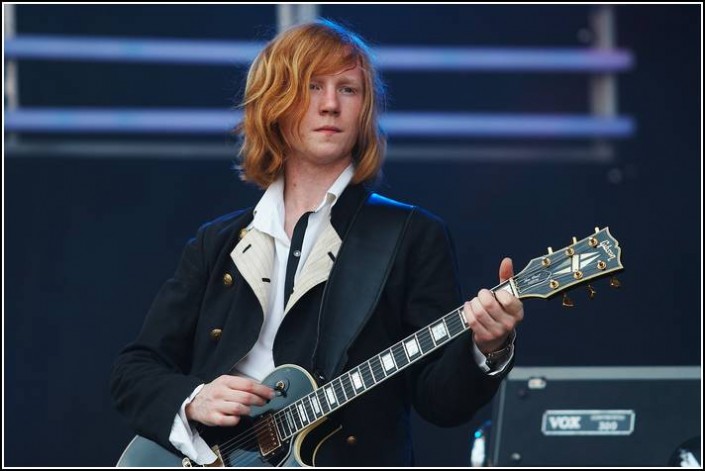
left=235, top=19, right=386, bottom=188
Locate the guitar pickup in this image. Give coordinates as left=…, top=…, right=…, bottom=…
left=256, top=414, right=282, bottom=457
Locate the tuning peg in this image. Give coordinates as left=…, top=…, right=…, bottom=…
left=594, top=226, right=600, bottom=233
left=572, top=236, right=578, bottom=244
left=587, top=284, right=597, bottom=299
left=609, top=276, right=621, bottom=288
left=562, top=293, right=575, bottom=307
left=547, top=246, right=553, bottom=254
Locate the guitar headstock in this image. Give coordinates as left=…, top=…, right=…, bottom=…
left=512, top=227, right=624, bottom=300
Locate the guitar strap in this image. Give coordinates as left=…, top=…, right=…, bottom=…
left=313, top=192, right=416, bottom=382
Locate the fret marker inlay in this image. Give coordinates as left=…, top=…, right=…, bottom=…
left=431, top=322, right=448, bottom=341
left=381, top=353, right=395, bottom=371
left=351, top=372, right=363, bottom=390
left=325, top=386, right=336, bottom=405
left=405, top=338, right=420, bottom=357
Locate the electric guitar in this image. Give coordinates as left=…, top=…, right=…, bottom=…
left=117, top=227, right=624, bottom=467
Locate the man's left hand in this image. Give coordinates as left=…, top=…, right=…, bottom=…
left=462, top=257, right=524, bottom=355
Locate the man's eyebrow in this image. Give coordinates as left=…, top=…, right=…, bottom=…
left=337, top=79, right=362, bottom=87
left=311, top=75, right=362, bottom=86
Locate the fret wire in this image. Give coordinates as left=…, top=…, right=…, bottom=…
left=273, top=412, right=287, bottom=439
left=456, top=307, right=469, bottom=328
left=427, top=325, right=438, bottom=347
left=285, top=407, right=297, bottom=433
left=379, top=350, right=397, bottom=374
left=302, top=396, right=315, bottom=423
left=369, top=356, right=385, bottom=382
left=441, top=317, right=451, bottom=341
left=289, top=305, right=486, bottom=431
left=341, top=373, right=355, bottom=399
left=332, top=379, right=346, bottom=405
left=308, top=393, right=322, bottom=418
left=417, top=328, right=434, bottom=354
left=446, top=310, right=464, bottom=336
left=316, top=388, right=330, bottom=414
left=350, top=367, right=365, bottom=392
left=324, top=384, right=338, bottom=410
left=297, top=401, right=310, bottom=426
left=361, top=361, right=375, bottom=388
left=291, top=404, right=303, bottom=430
left=410, top=333, right=422, bottom=358
left=392, top=342, right=409, bottom=367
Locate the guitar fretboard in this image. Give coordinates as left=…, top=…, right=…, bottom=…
left=271, top=279, right=514, bottom=440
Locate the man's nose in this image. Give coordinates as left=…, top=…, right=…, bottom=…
left=319, top=88, right=340, bottom=115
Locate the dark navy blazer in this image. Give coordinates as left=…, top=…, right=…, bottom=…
left=110, top=184, right=508, bottom=466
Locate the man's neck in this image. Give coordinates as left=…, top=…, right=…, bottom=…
left=282, top=158, right=351, bottom=239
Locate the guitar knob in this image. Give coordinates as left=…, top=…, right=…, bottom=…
left=609, top=276, right=621, bottom=288
left=587, top=285, right=597, bottom=299
left=562, top=293, right=575, bottom=307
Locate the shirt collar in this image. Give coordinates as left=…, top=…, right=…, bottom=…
left=316, top=163, right=355, bottom=211
left=251, top=163, right=355, bottom=240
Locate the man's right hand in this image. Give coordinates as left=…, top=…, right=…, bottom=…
left=185, top=375, right=275, bottom=427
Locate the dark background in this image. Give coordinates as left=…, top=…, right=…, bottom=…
left=4, top=5, right=701, bottom=466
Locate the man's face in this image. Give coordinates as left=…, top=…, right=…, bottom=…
left=281, top=64, right=364, bottom=169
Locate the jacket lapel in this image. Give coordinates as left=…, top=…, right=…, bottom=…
left=284, top=220, right=342, bottom=315
left=230, top=228, right=274, bottom=315
left=283, top=184, right=368, bottom=314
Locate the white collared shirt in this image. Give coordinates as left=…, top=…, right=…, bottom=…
left=232, top=164, right=354, bottom=381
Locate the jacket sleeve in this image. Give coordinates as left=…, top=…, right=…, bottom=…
left=401, top=210, right=510, bottom=427
left=110, top=223, right=212, bottom=450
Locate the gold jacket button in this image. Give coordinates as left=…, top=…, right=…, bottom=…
left=210, top=328, right=222, bottom=341
left=346, top=435, right=357, bottom=446
left=223, top=273, right=234, bottom=287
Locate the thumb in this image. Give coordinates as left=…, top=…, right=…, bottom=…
left=499, top=257, right=514, bottom=283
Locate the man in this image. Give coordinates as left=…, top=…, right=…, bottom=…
left=111, top=19, right=523, bottom=466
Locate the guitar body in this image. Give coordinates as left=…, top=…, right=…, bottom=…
left=117, top=365, right=332, bottom=467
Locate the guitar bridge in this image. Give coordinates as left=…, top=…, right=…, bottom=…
left=255, top=413, right=282, bottom=457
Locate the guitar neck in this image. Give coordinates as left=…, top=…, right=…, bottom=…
left=272, top=279, right=515, bottom=440
left=271, top=227, right=624, bottom=440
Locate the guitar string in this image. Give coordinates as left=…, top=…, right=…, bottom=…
left=213, top=242, right=614, bottom=461
left=215, top=326, right=442, bottom=461
left=221, top=330, right=439, bottom=466
left=218, top=301, right=498, bottom=460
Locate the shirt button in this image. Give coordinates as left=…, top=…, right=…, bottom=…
left=346, top=435, right=357, bottom=446
left=210, top=328, right=222, bottom=341
left=293, top=250, right=301, bottom=258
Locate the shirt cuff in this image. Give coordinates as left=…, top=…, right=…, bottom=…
left=472, top=330, right=516, bottom=376
left=168, top=383, right=218, bottom=465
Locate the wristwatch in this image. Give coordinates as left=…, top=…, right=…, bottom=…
left=484, top=330, right=516, bottom=369
left=484, top=343, right=512, bottom=369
